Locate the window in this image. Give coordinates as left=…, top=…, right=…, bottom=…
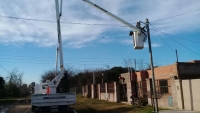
left=159, top=80, right=169, bottom=94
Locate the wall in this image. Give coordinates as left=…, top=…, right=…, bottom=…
left=146, top=78, right=175, bottom=109
left=175, top=79, right=200, bottom=111
left=82, top=85, right=91, bottom=98
left=146, top=64, right=178, bottom=79
left=83, top=82, right=120, bottom=103
left=178, top=63, right=200, bottom=79
left=121, top=73, right=130, bottom=83
left=157, top=94, right=174, bottom=109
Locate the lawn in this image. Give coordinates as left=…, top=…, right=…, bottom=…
left=72, top=95, right=155, bottom=113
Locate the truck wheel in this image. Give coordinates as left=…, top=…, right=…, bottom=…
left=32, top=106, right=37, bottom=112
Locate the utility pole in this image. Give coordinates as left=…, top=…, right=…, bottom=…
left=93, top=72, right=95, bottom=85
left=146, top=18, right=158, bottom=113
left=176, top=49, right=178, bottom=62
left=102, top=74, right=104, bottom=84
left=134, top=59, right=136, bottom=72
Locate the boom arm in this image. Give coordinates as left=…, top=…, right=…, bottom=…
left=48, top=0, right=65, bottom=87
left=83, top=0, right=141, bottom=32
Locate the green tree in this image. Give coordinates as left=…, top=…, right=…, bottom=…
left=0, top=76, right=5, bottom=91
left=0, top=76, right=5, bottom=98
left=5, top=69, right=24, bottom=98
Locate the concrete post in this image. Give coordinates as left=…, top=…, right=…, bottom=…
left=86, top=85, right=88, bottom=97
left=105, top=83, right=108, bottom=100
left=82, top=86, right=84, bottom=97
left=98, top=84, right=101, bottom=100
left=170, top=77, right=177, bottom=108
left=127, top=81, right=132, bottom=104
left=114, top=82, right=120, bottom=102
left=91, top=84, right=94, bottom=98
left=146, top=78, right=152, bottom=106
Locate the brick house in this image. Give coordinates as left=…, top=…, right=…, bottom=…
left=120, top=60, right=200, bottom=110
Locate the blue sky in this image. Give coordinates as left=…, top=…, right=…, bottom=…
left=0, top=0, right=200, bottom=84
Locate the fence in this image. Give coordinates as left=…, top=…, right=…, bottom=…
left=82, top=82, right=119, bottom=102
left=107, top=83, right=114, bottom=93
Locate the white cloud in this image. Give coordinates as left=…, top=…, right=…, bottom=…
left=144, top=43, right=162, bottom=48
left=0, top=0, right=199, bottom=48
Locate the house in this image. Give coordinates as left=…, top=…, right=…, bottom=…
left=120, top=60, right=200, bottom=111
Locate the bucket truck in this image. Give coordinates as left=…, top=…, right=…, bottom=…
left=31, top=0, right=76, bottom=112
left=82, top=0, right=147, bottom=49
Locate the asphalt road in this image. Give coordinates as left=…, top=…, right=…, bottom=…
left=6, top=104, right=31, bottom=113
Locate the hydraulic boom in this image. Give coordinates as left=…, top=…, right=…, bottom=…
left=83, top=0, right=147, bottom=49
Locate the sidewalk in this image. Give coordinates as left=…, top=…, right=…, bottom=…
left=159, top=110, right=200, bottom=113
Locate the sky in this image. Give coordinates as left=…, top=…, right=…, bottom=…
left=0, top=0, right=200, bottom=84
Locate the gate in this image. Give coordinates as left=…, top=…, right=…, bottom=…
left=137, top=80, right=148, bottom=103
left=119, top=84, right=127, bottom=101
left=96, top=85, right=99, bottom=98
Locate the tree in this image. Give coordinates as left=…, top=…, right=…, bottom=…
left=5, top=69, right=25, bottom=97
left=0, top=76, right=5, bottom=91
left=102, top=67, right=128, bottom=83
left=40, top=69, right=57, bottom=83
left=7, top=69, right=23, bottom=87
left=40, top=67, right=76, bottom=93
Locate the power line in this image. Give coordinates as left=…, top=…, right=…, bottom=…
left=153, top=8, right=200, bottom=22
left=0, top=55, right=180, bottom=62
left=150, top=26, right=175, bottom=52
left=0, top=15, right=127, bottom=27
left=150, top=24, right=200, bottom=57
left=150, top=25, right=200, bottom=44
left=0, top=55, right=179, bottom=62
left=1, top=7, right=200, bottom=27
left=0, top=64, right=9, bottom=74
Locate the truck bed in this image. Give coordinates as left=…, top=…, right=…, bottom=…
left=31, top=93, right=76, bottom=107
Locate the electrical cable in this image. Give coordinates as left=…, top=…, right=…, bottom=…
left=1, top=7, right=200, bottom=27
left=150, top=26, right=175, bottom=52
left=0, top=15, right=127, bottom=27
left=150, top=24, right=200, bottom=43
left=150, top=24, right=200, bottom=57
left=153, top=8, right=200, bottom=22
left=0, top=64, right=9, bottom=74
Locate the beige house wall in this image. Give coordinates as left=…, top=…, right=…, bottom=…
left=175, top=80, right=182, bottom=109
left=175, top=79, right=200, bottom=111
left=182, top=80, right=192, bottom=110
left=191, top=79, right=200, bottom=111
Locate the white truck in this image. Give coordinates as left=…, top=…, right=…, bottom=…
left=31, top=0, right=76, bottom=112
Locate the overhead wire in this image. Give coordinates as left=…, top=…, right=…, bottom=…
left=0, top=7, right=200, bottom=27
left=150, top=26, right=175, bottom=52
left=0, top=7, right=199, bottom=66
left=150, top=24, right=200, bottom=44
left=0, top=64, right=10, bottom=74
left=0, top=15, right=127, bottom=27
left=150, top=24, right=200, bottom=57
left=152, top=8, right=200, bottom=22
left=0, top=54, right=183, bottom=62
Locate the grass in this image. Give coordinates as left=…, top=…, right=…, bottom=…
left=0, top=96, right=30, bottom=105
left=0, top=99, right=16, bottom=105
left=72, top=95, right=155, bottom=113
